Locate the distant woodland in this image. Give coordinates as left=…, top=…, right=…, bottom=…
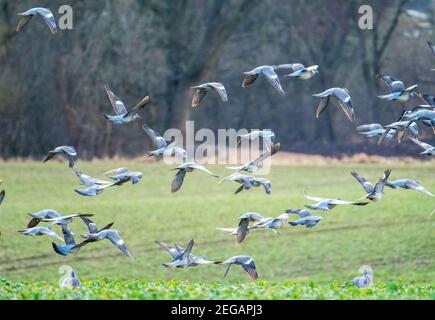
left=0, top=0, right=434, bottom=158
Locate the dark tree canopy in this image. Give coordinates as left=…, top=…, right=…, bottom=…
left=0, top=0, right=434, bottom=159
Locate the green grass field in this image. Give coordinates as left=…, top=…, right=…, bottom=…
left=0, top=160, right=434, bottom=299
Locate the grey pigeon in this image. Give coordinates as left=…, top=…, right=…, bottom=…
left=250, top=213, right=289, bottom=233
left=220, top=174, right=271, bottom=195
left=376, top=74, right=418, bottom=102
left=167, top=144, right=188, bottom=163
left=52, top=225, right=78, bottom=256
left=402, top=107, right=435, bottom=125
left=104, top=167, right=129, bottom=175
left=74, top=216, right=130, bottom=256
left=357, top=122, right=397, bottom=140
left=43, top=146, right=77, bottom=168
left=304, top=193, right=369, bottom=211
left=287, top=209, right=322, bottom=228
left=73, top=169, right=112, bottom=187
left=378, top=120, right=412, bottom=145
left=74, top=182, right=116, bottom=197
left=403, top=104, right=435, bottom=134
left=226, top=143, right=280, bottom=173
left=238, top=130, right=276, bottom=147
left=360, top=128, right=396, bottom=140
left=143, top=124, right=172, bottom=157
left=16, top=7, right=57, bottom=34
left=312, top=87, right=355, bottom=122
left=59, top=268, right=81, bottom=289
left=158, top=239, right=216, bottom=268
left=344, top=268, right=373, bottom=288
left=41, top=213, right=94, bottom=226
left=53, top=221, right=113, bottom=256
left=18, top=226, right=63, bottom=242
left=356, top=169, right=392, bottom=202
left=217, top=212, right=265, bottom=243
left=157, top=240, right=218, bottom=269
left=104, top=85, right=150, bottom=124
left=242, top=65, right=286, bottom=95
left=171, top=162, right=218, bottom=193
left=357, top=123, right=383, bottom=132
left=282, top=63, right=319, bottom=80
left=107, top=169, right=144, bottom=185
left=27, top=209, right=61, bottom=228
left=236, top=212, right=265, bottom=243
left=386, top=179, right=433, bottom=197
left=409, top=137, right=435, bottom=156
left=191, top=82, right=228, bottom=107
left=217, top=255, right=258, bottom=281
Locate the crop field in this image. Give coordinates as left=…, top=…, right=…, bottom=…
left=0, top=160, right=434, bottom=299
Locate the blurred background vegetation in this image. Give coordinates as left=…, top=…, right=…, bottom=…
left=0, top=0, right=434, bottom=159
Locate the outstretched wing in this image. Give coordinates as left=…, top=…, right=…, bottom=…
left=105, top=85, right=127, bottom=115
left=106, top=230, right=131, bottom=256
left=350, top=171, right=374, bottom=194
left=171, top=170, right=186, bottom=193
left=373, top=169, right=391, bottom=195
left=234, top=184, right=245, bottom=195
left=42, top=151, right=56, bottom=163
left=180, top=239, right=194, bottom=261
left=357, top=123, right=383, bottom=131
left=333, top=89, right=355, bottom=122
left=190, top=163, right=218, bottom=177
left=80, top=216, right=98, bottom=234
left=409, top=137, right=433, bottom=151
left=316, top=96, right=330, bottom=118
left=241, top=259, right=258, bottom=281
left=142, top=124, right=167, bottom=149
left=154, top=241, right=180, bottom=260
left=405, top=180, right=434, bottom=196
left=329, top=199, right=369, bottom=206
left=16, top=15, right=32, bottom=32
left=262, top=68, right=285, bottom=95
left=236, top=219, right=249, bottom=244
left=208, top=82, right=228, bottom=102
left=256, top=178, right=271, bottom=194
left=191, top=88, right=207, bottom=108
left=37, top=8, right=57, bottom=34
left=61, top=225, right=75, bottom=246
left=126, top=96, right=150, bottom=116
left=286, top=209, right=311, bottom=218
left=304, top=193, right=327, bottom=202
left=242, top=74, right=259, bottom=87
left=416, top=93, right=435, bottom=106
left=277, top=63, right=305, bottom=72
left=252, top=143, right=280, bottom=166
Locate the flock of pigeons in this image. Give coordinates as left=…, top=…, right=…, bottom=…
left=0, top=6, right=433, bottom=283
